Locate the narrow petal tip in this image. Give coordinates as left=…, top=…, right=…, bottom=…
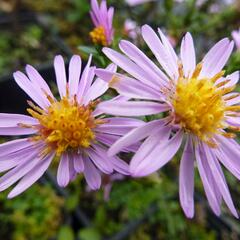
left=54, top=55, right=64, bottom=62
left=57, top=181, right=68, bottom=188
left=71, top=54, right=81, bottom=62
left=102, top=47, right=111, bottom=54
left=182, top=207, right=194, bottom=219
left=7, top=192, right=16, bottom=199
left=13, top=71, right=22, bottom=78
left=142, top=24, right=150, bottom=30
left=25, top=64, right=32, bottom=71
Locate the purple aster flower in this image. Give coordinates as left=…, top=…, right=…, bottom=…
left=90, top=0, right=114, bottom=46
left=96, top=25, right=240, bottom=218
left=125, top=0, right=156, bottom=6
left=0, top=54, right=143, bottom=198
left=123, top=19, right=140, bottom=41
left=232, top=28, right=240, bottom=50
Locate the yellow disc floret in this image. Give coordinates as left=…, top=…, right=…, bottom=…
left=172, top=63, right=231, bottom=145
left=27, top=97, right=103, bottom=156
left=89, top=26, right=107, bottom=46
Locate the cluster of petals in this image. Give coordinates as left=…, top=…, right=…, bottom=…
left=124, top=19, right=140, bottom=41
left=96, top=24, right=240, bottom=218
left=0, top=54, right=143, bottom=198
left=90, top=0, right=114, bottom=45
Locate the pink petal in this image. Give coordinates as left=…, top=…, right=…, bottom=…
left=131, top=129, right=183, bottom=177
left=98, top=101, right=170, bottom=116
left=179, top=136, right=195, bottom=218
left=0, top=138, right=34, bottom=158
left=180, top=32, right=196, bottom=78
left=102, top=47, right=161, bottom=88
left=83, top=63, right=117, bottom=104
left=14, top=71, right=49, bottom=109
left=95, top=117, right=144, bottom=135
left=214, top=136, right=240, bottom=180
left=96, top=124, right=133, bottom=136
left=226, top=116, right=240, bottom=127
left=204, top=145, right=238, bottom=218
left=25, top=64, right=54, bottom=99
left=2, top=141, right=44, bottom=160
left=0, top=127, right=37, bottom=136
left=216, top=135, right=240, bottom=168
left=68, top=55, right=82, bottom=97
left=195, top=142, right=221, bottom=216
left=107, top=7, right=114, bottom=29
left=95, top=132, right=140, bottom=153
left=129, top=126, right=171, bottom=170
left=57, top=153, right=70, bottom=187
left=99, top=0, right=107, bottom=26
left=91, top=144, right=129, bottom=175
left=95, top=69, right=164, bottom=101
left=0, top=159, right=20, bottom=172
left=54, top=55, right=67, bottom=98
left=93, top=95, right=129, bottom=117
left=0, top=114, right=38, bottom=136
left=111, top=156, right=129, bottom=175
left=83, top=156, right=101, bottom=190
left=158, top=28, right=178, bottom=75
left=87, top=148, right=113, bottom=174
left=73, top=152, right=84, bottom=173
left=0, top=149, right=42, bottom=191
left=91, top=0, right=100, bottom=17
left=215, top=71, right=239, bottom=91
left=224, top=93, right=240, bottom=107
left=0, top=144, right=42, bottom=173
left=8, top=152, right=54, bottom=198
left=0, top=113, right=38, bottom=127
left=77, top=55, right=93, bottom=101
left=107, top=7, right=114, bottom=43
left=68, top=153, right=76, bottom=181
left=90, top=0, right=103, bottom=27
left=200, top=39, right=234, bottom=78
left=108, top=119, right=166, bottom=156
left=141, top=25, right=178, bottom=79
left=90, top=11, right=98, bottom=27
left=119, top=40, right=168, bottom=88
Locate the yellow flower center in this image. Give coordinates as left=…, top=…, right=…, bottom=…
left=27, top=97, right=103, bottom=156
left=171, top=63, right=236, bottom=146
left=89, top=26, right=107, bottom=46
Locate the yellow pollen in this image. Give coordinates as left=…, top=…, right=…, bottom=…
left=89, top=26, right=108, bottom=46
left=172, top=63, right=227, bottom=144
left=28, top=97, right=100, bottom=156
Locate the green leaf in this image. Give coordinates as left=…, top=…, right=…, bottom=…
left=78, top=46, right=98, bottom=55
left=65, top=194, right=79, bottom=211
left=78, top=228, right=101, bottom=240
left=58, top=225, right=74, bottom=240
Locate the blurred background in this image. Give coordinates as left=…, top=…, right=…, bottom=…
left=0, top=0, right=240, bottom=239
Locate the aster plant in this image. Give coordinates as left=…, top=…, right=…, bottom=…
left=125, top=0, right=156, bottom=6
left=0, top=54, right=143, bottom=198
left=89, top=0, right=114, bottom=46
left=123, top=19, right=140, bottom=42
left=96, top=25, right=240, bottom=218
